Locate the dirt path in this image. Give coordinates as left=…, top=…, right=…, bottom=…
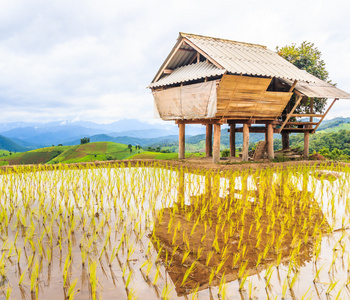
left=0, top=156, right=344, bottom=174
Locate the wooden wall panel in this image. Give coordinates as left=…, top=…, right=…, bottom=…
left=216, top=74, right=292, bottom=119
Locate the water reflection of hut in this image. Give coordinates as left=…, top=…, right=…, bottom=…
left=152, top=177, right=329, bottom=296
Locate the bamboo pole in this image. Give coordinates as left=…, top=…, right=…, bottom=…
left=229, top=123, right=236, bottom=157
left=304, top=131, right=310, bottom=159
left=267, top=123, right=274, bottom=159
left=242, top=123, right=249, bottom=161
left=205, top=124, right=213, bottom=157
left=178, top=123, right=185, bottom=159
left=213, top=124, right=221, bottom=163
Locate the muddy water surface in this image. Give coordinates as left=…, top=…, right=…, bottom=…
left=0, top=164, right=349, bottom=299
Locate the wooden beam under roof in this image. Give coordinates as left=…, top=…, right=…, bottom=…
left=178, top=48, right=196, bottom=52
left=290, top=114, right=324, bottom=118
left=285, top=122, right=319, bottom=126
left=235, top=127, right=279, bottom=133
left=154, top=40, right=185, bottom=83
left=175, top=119, right=225, bottom=125
left=289, top=80, right=298, bottom=92
left=182, top=39, right=224, bottom=70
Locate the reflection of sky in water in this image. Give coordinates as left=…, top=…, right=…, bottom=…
left=0, top=166, right=349, bottom=299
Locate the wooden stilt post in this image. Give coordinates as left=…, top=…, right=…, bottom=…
left=304, top=130, right=310, bottom=159
left=206, top=124, right=213, bottom=157
left=229, top=123, right=236, bottom=157
left=267, top=123, right=274, bottom=159
left=205, top=172, right=212, bottom=197
left=178, top=168, right=185, bottom=204
left=213, top=124, right=221, bottom=163
left=178, top=123, right=185, bottom=159
left=242, top=123, right=249, bottom=161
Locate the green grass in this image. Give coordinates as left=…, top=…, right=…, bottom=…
left=0, top=150, right=10, bottom=156
left=60, top=142, right=137, bottom=163
left=0, top=142, right=204, bottom=166
left=318, top=123, right=350, bottom=133
left=129, top=151, right=203, bottom=160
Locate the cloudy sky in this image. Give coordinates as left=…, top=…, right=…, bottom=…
left=0, top=0, right=349, bottom=124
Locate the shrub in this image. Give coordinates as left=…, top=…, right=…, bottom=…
left=221, top=149, right=230, bottom=157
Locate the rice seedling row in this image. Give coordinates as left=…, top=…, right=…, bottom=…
left=0, top=162, right=349, bottom=299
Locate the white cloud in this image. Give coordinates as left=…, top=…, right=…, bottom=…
left=0, top=0, right=349, bottom=123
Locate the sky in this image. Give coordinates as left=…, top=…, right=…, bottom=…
left=0, top=0, right=349, bottom=124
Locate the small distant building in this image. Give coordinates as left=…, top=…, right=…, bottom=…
left=148, top=33, right=350, bottom=162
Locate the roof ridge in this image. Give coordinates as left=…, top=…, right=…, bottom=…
left=179, top=32, right=267, bottom=49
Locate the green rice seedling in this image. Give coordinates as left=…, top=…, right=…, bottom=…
left=145, top=260, right=153, bottom=277
left=196, top=246, right=203, bottom=261
left=232, top=252, right=241, bottom=269
left=153, top=265, right=161, bottom=286
left=181, top=261, right=196, bottom=286
left=89, top=260, right=98, bottom=300
left=109, top=246, right=117, bottom=267
left=215, top=258, right=227, bottom=275
left=238, top=260, right=248, bottom=279
left=212, top=235, right=220, bottom=253
left=313, top=264, right=324, bottom=283
left=5, top=284, right=12, bottom=300
left=326, top=279, right=339, bottom=295
left=289, top=271, right=299, bottom=290
left=161, top=282, right=174, bottom=300
left=239, top=273, right=248, bottom=291
left=18, top=268, right=27, bottom=286
left=63, top=256, right=72, bottom=287
left=30, top=260, right=39, bottom=294
left=208, top=267, right=216, bottom=286
left=218, top=272, right=227, bottom=297
left=181, top=249, right=191, bottom=265
left=264, top=265, right=274, bottom=287
left=67, top=278, right=78, bottom=300
left=206, top=250, right=215, bottom=267
left=125, top=271, right=133, bottom=290
left=281, top=277, right=288, bottom=299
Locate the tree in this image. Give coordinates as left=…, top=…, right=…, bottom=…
left=127, top=144, right=132, bottom=153
left=80, top=137, right=90, bottom=144
left=276, top=41, right=331, bottom=148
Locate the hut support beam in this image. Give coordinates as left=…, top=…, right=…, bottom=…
left=229, top=123, right=235, bottom=157
left=304, top=131, right=310, bottom=159
left=213, top=124, right=221, bottom=163
left=205, top=124, right=213, bottom=157
left=178, top=123, right=185, bottom=159
left=267, top=123, right=274, bottom=159
left=312, top=98, right=338, bottom=133
left=242, top=123, right=249, bottom=161
left=279, top=95, right=303, bottom=133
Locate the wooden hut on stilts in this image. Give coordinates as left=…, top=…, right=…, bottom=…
left=148, top=33, right=350, bottom=163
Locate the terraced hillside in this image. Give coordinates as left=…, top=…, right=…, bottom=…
left=0, top=142, right=201, bottom=166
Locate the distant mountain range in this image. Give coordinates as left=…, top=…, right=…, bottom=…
left=0, top=135, right=28, bottom=152
left=0, top=117, right=349, bottom=153
left=0, top=119, right=205, bottom=151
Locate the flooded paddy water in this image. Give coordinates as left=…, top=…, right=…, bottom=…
left=0, top=162, right=349, bottom=299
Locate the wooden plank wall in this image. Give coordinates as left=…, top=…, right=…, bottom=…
left=216, top=75, right=292, bottom=119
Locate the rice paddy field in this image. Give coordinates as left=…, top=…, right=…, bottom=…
left=0, top=161, right=350, bottom=299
